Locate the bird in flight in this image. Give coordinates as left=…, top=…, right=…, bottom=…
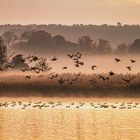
left=57, top=78, right=65, bottom=84
left=38, top=75, right=45, bottom=78
left=130, top=59, right=136, bottom=63
left=126, top=66, right=132, bottom=71
left=114, top=58, right=121, bottom=62
left=67, top=54, right=74, bottom=59
left=91, top=65, right=97, bottom=70
left=122, top=77, right=135, bottom=83
left=62, top=67, right=67, bottom=70
left=25, top=75, right=31, bottom=79
left=99, top=75, right=109, bottom=81
left=51, top=57, right=58, bottom=61
left=109, top=71, right=115, bottom=76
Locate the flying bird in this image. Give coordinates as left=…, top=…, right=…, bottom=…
left=75, top=63, right=80, bottom=67
left=25, top=75, right=31, bottom=79
left=130, top=59, right=136, bottom=63
left=99, top=75, right=109, bottom=81
left=62, top=67, right=67, bottom=70
left=75, top=72, right=81, bottom=77
left=122, top=77, right=135, bottom=83
left=67, top=54, right=74, bottom=59
left=51, top=57, right=58, bottom=61
left=79, top=61, right=84, bottom=66
left=38, top=75, right=45, bottom=78
left=88, top=78, right=96, bottom=84
left=126, top=66, right=132, bottom=71
left=109, top=71, right=115, bottom=76
left=91, top=65, right=97, bottom=70
left=114, top=58, right=121, bottom=62
left=57, top=78, right=65, bottom=84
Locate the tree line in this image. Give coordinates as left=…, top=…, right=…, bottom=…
left=1, top=30, right=140, bottom=55
left=1, top=23, right=140, bottom=45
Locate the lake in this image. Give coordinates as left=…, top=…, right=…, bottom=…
left=0, top=97, right=140, bottom=140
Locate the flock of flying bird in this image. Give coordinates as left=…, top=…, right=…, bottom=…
left=0, top=51, right=137, bottom=84
left=0, top=101, right=139, bottom=110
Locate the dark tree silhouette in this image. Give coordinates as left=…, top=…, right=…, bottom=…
left=78, top=36, right=94, bottom=52
left=95, top=39, right=112, bottom=54
left=28, top=30, right=52, bottom=46
left=129, top=39, right=140, bottom=54
left=3, top=31, right=17, bottom=46
left=20, top=31, right=35, bottom=41
left=0, top=37, right=7, bottom=66
left=116, top=43, right=129, bottom=54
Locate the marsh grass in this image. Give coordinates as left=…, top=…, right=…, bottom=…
left=0, top=72, right=139, bottom=97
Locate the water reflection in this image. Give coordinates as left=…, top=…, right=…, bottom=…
left=0, top=108, right=140, bottom=140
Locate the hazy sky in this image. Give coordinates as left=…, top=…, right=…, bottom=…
left=0, top=0, right=140, bottom=25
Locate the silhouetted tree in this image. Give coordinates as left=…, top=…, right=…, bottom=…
left=116, top=43, right=129, bottom=54
left=28, top=30, right=52, bottom=46
left=0, top=37, right=7, bottom=66
left=129, top=39, right=140, bottom=54
left=20, top=31, right=35, bottom=41
left=117, top=22, right=122, bottom=27
left=3, top=31, right=17, bottom=46
left=95, top=39, right=112, bottom=54
left=52, top=35, right=66, bottom=45
left=78, top=36, right=94, bottom=52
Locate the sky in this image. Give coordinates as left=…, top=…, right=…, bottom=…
left=0, top=0, right=140, bottom=25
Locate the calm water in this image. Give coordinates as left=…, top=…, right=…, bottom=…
left=0, top=98, right=140, bottom=140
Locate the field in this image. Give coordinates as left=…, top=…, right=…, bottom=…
left=0, top=72, right=140, bottom=97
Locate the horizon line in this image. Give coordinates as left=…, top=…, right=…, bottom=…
left=0, top=23, right=140, bottom=26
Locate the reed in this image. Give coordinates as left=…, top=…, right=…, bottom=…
left=0, top=73, right=139, bottom=97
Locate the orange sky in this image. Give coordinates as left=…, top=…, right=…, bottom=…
left=0, top=0, right=140, bottom=25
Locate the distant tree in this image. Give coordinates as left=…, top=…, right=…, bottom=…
left=0, top=37, right=7, bottom=66
left=78, top=36, right=94, bottom=52
left=116, top=43, right=129, bottom=54
left=28, top=31, right=52, bottom=46
left=20, top=31, right=35, bottom=41
left=52, top=35, right=66, bottom=46
left=117, top=22, right=122, bottom=27
left=3, top=31, right=17, bottom=46
left=129, top=39, right=140, bottom=54
left=95, top=39, right=112, bottom=54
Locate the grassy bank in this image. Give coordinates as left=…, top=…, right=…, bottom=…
left=0, top=73, right=139, bottom=97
